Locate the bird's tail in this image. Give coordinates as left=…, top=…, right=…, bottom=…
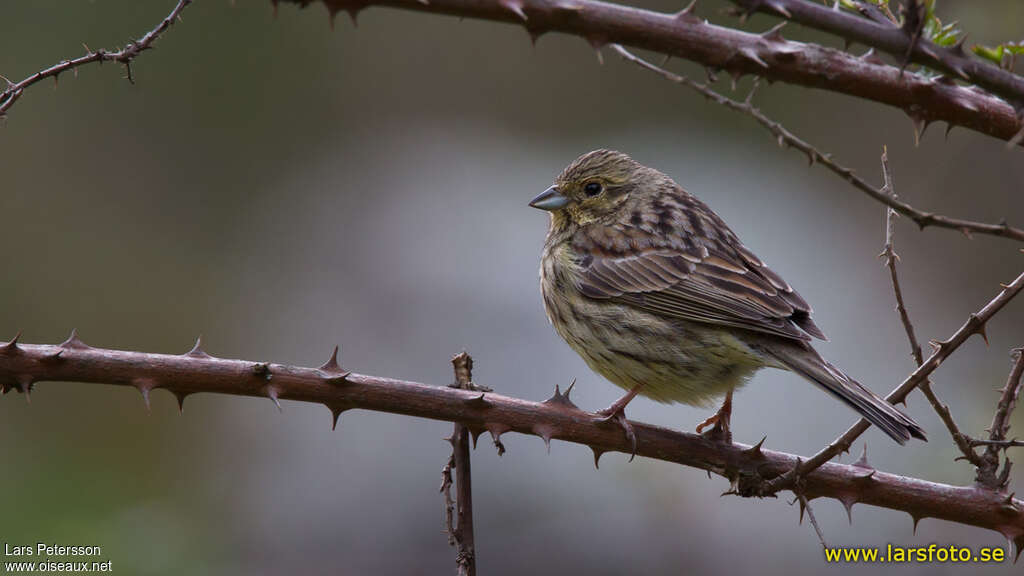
left=766, top=344, right=926, bottom=445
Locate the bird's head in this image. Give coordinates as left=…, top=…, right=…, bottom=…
left=530, top=149, right=650, bottom=228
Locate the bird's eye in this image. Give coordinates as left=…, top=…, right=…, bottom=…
left=583, top=182, right=603, bottom=197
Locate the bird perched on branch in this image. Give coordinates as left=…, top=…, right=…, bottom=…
left=531, top=149, right=925, bottom=452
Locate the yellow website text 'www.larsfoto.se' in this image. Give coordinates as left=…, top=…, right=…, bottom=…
left=824, top=544, right=1007, bottom=564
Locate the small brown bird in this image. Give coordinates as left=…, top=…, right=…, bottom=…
left=531, top=149, right=925, bottom=449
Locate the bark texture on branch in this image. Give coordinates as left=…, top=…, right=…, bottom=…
left=729, top=0, right=1024, bottom=109
left=2, top=335, right=1022, bottom=556
left=445, top=352, right=477, bottom=576
left=278, top=0, right=1024, bottom=145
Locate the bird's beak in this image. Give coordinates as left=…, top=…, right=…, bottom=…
left=529, top=186, right=570, bottom=211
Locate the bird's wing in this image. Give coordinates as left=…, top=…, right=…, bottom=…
left=572, top=225, right=826, bottom=342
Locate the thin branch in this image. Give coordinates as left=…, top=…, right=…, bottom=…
left=879, top=150, right=923, bottom=366
left=796, top=492, right=828, bottom=549
left=988, top=349, right=1024, bottom=446
left=0, top=0, right=192, bottom=118
left=446, top=352, right=477, bottom=576
left=973, top=439, right=1024, bottom=449
left=877, top=147, right=983, bottom=467
left=611, top=45, right=1024, bottom=243
left=273, top=0, right=1024, bottom=146
left=976, top=348, right=1024, bottom=490
left=760, top=267, right=1024, bottom=494
left=1, top=335, right=1023, bottom=553
left=728, top=0, right=1024, bottom=109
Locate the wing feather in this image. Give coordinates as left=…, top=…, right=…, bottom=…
left=573, top=225, right=825, bottom=342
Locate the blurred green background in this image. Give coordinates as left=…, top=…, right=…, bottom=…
left=1, top=0, right=1023, bottom=574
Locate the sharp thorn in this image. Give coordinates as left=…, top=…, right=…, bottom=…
left=738, top=46, right=768, bottom=69
left=591, top=446, right=604, bottom=469
left=852, top=443, right=873, bottom=469
left=16, top=376, right=33, bottom=403
left=324, top=371, right=352, bottom=385
left=499, top=0, right=528, bottom=21
left=329, top=404, right=347, bottom=430
left=861, top=48, right=885, bottom=66
left=765, top=0, right=792, bottom=18
left=267, top=387, right=283, bottom=412
left=761, top=21, right=787, bottom=42
left=173, top=390, right=190, bottom=413
left=319, top=345, right=343, bottom=372
left=133, top=379, right=154, bottom=412
left=542, top=382, right=579, bottom=410
left=464, top=392, right=489, bottom=408
left=59, top=328, right=89, bottom=350
left=470, top=426, right=484, bottom=449
left=840, top=496, right=856, bottom=524
left=674, top=0, right=700, bottom=23
left=2, top=331, right=22, bottom=351
left=742, top=435, right=767, bottom=458
left=532, top=424, right=555, bottom=454
left=186, top=336, right=210, bottom=358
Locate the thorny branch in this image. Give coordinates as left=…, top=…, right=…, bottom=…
left=272, top=0, right=1024, bottom=146
left=727, top=0, right=1024, bottom=110
left=758, top=267, right=1024, bottom=496
left=876, top=147, right=1023, bottom=491
left=8, top=0, right=1024, bottom=144
left=0, top=0, right=192, bottom=118
left=2, top=331, right=1024, bottom=556
left=877, top=148, right=982, bottom=467
left=610, top=45, right=1024, bottom=243
left=442, top=352, right=478, bottom=576
left=975, top=350, right=1024, bottom=490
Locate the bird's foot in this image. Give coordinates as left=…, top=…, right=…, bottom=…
left=593, top=385, right=644, bottom=461
left=696, top=390, right=733, bottom=444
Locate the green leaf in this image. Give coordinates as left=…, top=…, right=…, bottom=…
left=972, top=44, right=1005, bottom=64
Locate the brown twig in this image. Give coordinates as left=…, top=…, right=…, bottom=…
left=988, top=349, right=1024, bottom=446
left=878, top=149, right=923, bottom=366
left=976, top=349, right=1024, bottom=490
left=877, top=147, right=983, bottom=467
left=2, top=335, right=1024, bottom=554
left=445, top=352, right=477, bottom=576
left=728, top=0, right=1024, bottom=109
left=760, top=267, right=1024, bottom=495
left=796, top=492, right=828, bottom=549
left=972, top=438, right=1024, bottom=449
left=611, top=45, right=1024, bottom=243
left=0, top=1, right=192, bottom=119
left=271, top=0, right=1024, bottom=146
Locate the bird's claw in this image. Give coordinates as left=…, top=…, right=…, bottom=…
left=594, top=405, right=638, bottom=461
left=696, top=390, right=733, bottom=444
left=696, top=411, right=732, bottom=444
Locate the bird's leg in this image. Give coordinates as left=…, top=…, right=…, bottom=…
left=696, top=389, right=733, bottom=443
left=594, top=384, right=644, bottom=461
